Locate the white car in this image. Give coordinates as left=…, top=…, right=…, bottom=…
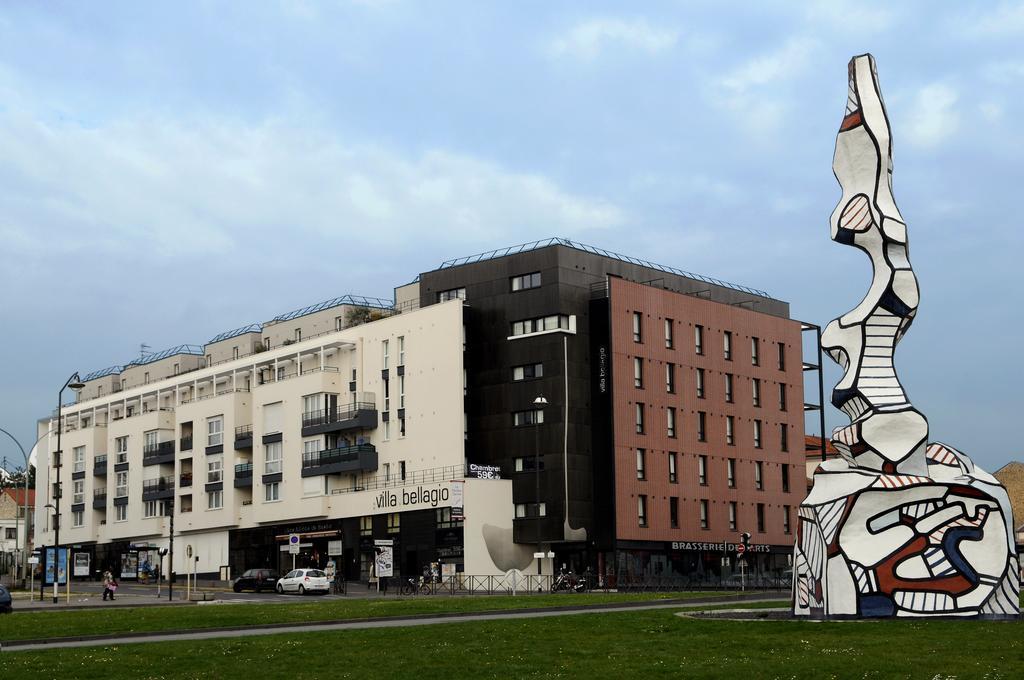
left=276, top=568, right=330, bottom=595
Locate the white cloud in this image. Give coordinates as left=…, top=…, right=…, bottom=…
left=959, top=2, right=1024, bottom=37
left=903, top=83, right=960, bottom=148
left=0, top=112, right=625, bottom=268
left=547, top=17, right=678, bottom=60
left=803, top=0, right=897, bottom=31
left=981, top=60, right=1024, bottom=83
left=711, top=38, right=818, bottom=136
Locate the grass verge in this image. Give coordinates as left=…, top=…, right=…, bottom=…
left=1, top=605, right=1018, bottom=679
left=0, top=591, right=766, bottom=642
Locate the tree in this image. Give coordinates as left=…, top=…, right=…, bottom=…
left=345, top=306, right=388, bottom=327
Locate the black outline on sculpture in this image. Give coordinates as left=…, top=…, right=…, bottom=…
left=793, top=54, right=1020, bottom=619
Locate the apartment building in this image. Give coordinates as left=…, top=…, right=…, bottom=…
left=1, top=488, right=35, bottom=571
left=406, top=238, right=809, bottom=581
left=34, top=297, right=527, bottom=581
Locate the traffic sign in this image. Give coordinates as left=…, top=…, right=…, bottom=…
left=736, top=542, right=746, bottom=555
left=288, top=534, right=301, bottom=555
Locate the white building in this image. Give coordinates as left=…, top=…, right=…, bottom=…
left=34, top=296, right=529, bottom=581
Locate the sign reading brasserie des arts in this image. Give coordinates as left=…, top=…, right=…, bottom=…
left=372, top=483, right=451, bottom=512
left=668, top=541, right=771, bottom=554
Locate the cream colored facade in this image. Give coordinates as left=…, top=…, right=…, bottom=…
left=34, top=299, right=530, bottom=578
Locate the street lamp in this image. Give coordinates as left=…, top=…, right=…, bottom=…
left=532, top=395, right=548, bottom=576
left=0, top=428, right=49, bottom=585
left=52, top=372, right=85, bottom=604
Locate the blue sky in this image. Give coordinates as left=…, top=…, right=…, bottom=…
left=1, top=1, right=1021, bottom=472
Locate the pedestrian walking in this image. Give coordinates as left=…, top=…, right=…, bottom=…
left=102, top=569, right=116, bottom=601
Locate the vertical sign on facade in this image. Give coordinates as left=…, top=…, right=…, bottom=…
left=374, top=539, right=394, bottom=578
left=450, top=480, right=465, bottom=521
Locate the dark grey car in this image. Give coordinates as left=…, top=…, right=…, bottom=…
left=0, top=584, right=12, bottom=613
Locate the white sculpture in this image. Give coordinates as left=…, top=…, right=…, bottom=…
left=794, top=54, right=1020, bottom=618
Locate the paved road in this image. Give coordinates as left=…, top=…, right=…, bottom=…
left=1, top=595, right=787, bottom=652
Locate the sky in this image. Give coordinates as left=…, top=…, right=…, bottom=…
left=0, top=1, right=1022, bottom=473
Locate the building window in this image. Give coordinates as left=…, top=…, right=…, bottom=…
left=637, top=495, right=648, bottom=527
left=383, top=420, right=391, bottom=441
left=265, top=441, right=282, bottom=475
left=727, top=458, right=736, bottom=488
left=757, top=503, right=766, bottom=533
left=115, top=436, right=128, bottom=465
left=632, top=312, right=642, bottom=342
left=514, top=456, right=544, bottom=472
left=751, top=337, right=760, bottom=366
left=666, top=363, right=675, bottom=393
left=115, top=505, right=127, bottom=522
left=754, top=420, right=762, bottom=449
left=264, top=337, right=271, bottom=350
left=727, top=501, right=737, bottom=531
left=437, top=507, right=463, bottom=529
left=780, top=424, right=789, bottom=452
left=694, top=325, right=704, bottom=355
left=700, top=499, right=709, bottom=529
left=636, top=448, right=646, bottom=480
left=398, top=336, right=405, bottom=365
left=779, top=383, right=787, bottom=411
left=208, top=458, right=223, bottom=484
left=778, top=342, right=786, bottom=371
left=383, top=340, right=389, bottom=370
left=115, top=471, right=128, bottom=498
left=752, top=378, right=761, bottom=407
left=207, top=416, right=223, bottom=447
left=724, top=373, right=734, bottom=403
left=755, top=461, right=764, bottom=490
left=262, top=481, right=279, bottom=503
left=70, top=509, right=82, bottom=528
left=670, top=497, right=679, bottom=528
left=782, top=464, right=790, bottom=493
left=668, top=452, right=677, bottom=483
left=294, top=328, right=302, bottom=342
left=696, top=368, right=705, bottom=398
left=144, top=430, right=158, bottom=452
left=784, top=505, right=792, bottom=534
left=208, top=490, right=223, bottom=510
left=515, top=503, right=547, bottom=518
left=437, top=287, right=467, bottom=302
left=144, top=500, right=165, bottom=518
left=665, top=319, right=674, bottom=348
left=510, top=272, right=542, bottom=291
left=633, top=357, right=643, bottom=388
left=399, top=375, right=406, bottom=409
left=73, top=446, right=85, bottom=474
left=360, top=516, right=372, bottom=536
left=697, top=411, right=706, bottom=442
left=635, top=403, right=645, bottom=434
left=73, top=480, right=84, bottom=505
left=399, top=461, right=406, bottom=481
left=513, top=409, right=544, bottom=427
left=512, top=363, right=543, bottom=381
left=726, top=415, right=735, bottom=445
left=698, top=454, right=707, bottom=485
left=723, top=331, right=732, bottom=360
left=302, top=393, right=322, bottom=418
left=666, top=407, right=676, bottom=438
left=510, top=314, right=571, bottom=337
left=399, top=415, right=406, bottom=437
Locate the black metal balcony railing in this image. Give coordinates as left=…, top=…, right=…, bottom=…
left=142, top=440, right=175, bottom=465
left=235, top=424, right=253, bottom=440
left=180, top=472, right=193, bottom=487
left=301, top=444, right=377, bottom=477
left=94, top=455, right=108, bottom=475
left=301, top=402, right=376, bottom=429
left=93, top=488, right=108, bottom=499
left=142, top=476, right=175, bottom=494
left=235, top=463, right=253, bottom=477
left=180, top=435, right=193, bottom=452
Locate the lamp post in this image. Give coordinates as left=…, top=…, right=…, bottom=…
left=0, top=428, right=48, bottom=585
left=52, top=372, right=85, bottom=604
left=532, top=395, right=548, bottom=576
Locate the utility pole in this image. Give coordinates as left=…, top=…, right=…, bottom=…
left=168, top=501, right=175, bottom=601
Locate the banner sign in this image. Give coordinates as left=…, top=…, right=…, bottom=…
left=45, top=548, right=68, bottom=585
left=668, top=541, right=771, bottom=554
left=467, top=463, right=501, bottom=480
left=73, top=552, right=90, bottom=577
left=450, top=480, right=465, bottom=520
left=597, top=345, right=609, bottom=394
left=374, top=539, right=394, bottom=578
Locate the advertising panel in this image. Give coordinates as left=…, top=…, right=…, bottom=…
left=73, top=552, right=90, bottom=577
left=373, top=539, right=394, bottom=578
left=450, top=480, right=465, bottom=520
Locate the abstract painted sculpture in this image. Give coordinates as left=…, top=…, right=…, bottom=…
left=793, top=54, right=1020, bottom=618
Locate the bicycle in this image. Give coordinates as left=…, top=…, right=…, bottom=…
left=400, top=576, right=432, bottom=595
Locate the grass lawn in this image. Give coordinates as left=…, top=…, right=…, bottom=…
left=1, top=606, right=1019, bottom=679
left=0, top=591, right=767, bottom=643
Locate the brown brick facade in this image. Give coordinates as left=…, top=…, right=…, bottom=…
left=609, top=277, right=805, bottom=548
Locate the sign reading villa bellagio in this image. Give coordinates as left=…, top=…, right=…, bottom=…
left=372, top=483, right=450, bottom=511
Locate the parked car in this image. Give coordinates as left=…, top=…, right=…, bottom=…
left=0, top=584, right=12, bottom=614
left=232, top=569, right=280, bottom=593
left=276, top=569, right=329, bottom=595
